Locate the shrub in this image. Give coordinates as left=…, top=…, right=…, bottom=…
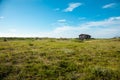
left=29, top=43, right=34, bottom=46
left=3, top=38, right=7, bottom=42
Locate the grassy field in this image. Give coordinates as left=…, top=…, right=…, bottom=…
left=0, top=38, right=120, bottom=80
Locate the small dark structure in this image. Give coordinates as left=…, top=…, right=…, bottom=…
left=79, top=34, right=91, bottom=40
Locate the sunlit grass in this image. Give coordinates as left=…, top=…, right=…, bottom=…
left=0, top=38, right=120, bottom=80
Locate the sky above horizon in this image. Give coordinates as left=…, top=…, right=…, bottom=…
left=0, top=0, right=120, bottom=38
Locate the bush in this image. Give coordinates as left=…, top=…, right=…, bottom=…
left=3, top=38, right=7, bottom=42
left=29, top=43, right=34, bottom=46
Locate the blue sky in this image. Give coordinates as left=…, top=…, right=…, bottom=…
left=0, top=0, right=120, bottom=38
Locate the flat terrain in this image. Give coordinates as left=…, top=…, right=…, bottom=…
left=0, top=38, right=120, bottom=80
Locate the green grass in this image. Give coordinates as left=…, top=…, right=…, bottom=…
left=0, top=38, right=120, bottom=80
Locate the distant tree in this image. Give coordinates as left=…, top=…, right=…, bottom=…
left=113, top=36, right=120, bottom=39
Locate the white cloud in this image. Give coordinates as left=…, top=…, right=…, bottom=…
left=108, top=16, right=120, bottom=21
left=0, top=16, right=4, bottom=19
left=57, top=19, right=66, bottom=23
left=92, top=28, right=119, bottom=38
left=64, top=2, right=82, bottom=12
left=0, top=33, right=33, bottom=37
left=102, top=3, right=116, bottom=9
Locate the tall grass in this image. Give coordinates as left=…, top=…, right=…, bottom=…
left=0, top=38, right=120, bottom=80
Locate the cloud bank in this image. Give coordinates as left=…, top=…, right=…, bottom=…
left=0, top=16, right=120, bottom=38
left=38, top=16, right=120, bottom=38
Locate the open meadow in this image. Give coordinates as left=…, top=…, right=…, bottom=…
left=0, top=38, right=120, bottom=80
